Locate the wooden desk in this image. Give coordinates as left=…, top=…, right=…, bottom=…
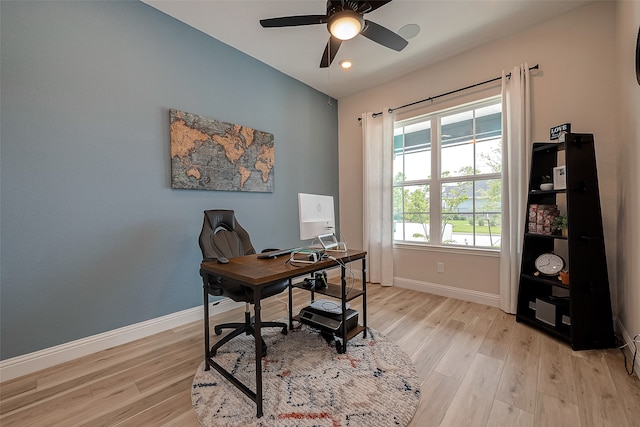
left=200, top=249, right=367, bottom=418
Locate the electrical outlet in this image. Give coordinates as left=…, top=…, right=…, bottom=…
left=437, top=262, right=444, bottom=273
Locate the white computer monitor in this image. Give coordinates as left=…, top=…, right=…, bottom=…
left=298, top=193, right=335, bottom=241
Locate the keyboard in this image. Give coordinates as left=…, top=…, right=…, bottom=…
left=257, top=247, right=300, bottom=259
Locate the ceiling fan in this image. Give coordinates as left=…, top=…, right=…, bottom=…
left=260, top=0, right=408, bottom=68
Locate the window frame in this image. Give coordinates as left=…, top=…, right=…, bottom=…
left=393, top=96, right=503, bottom=250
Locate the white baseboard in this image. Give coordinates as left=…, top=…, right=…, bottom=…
left=615, top=318, right=640, bottom=380
left=0, top=299, right=243, bottom=383
left=394, top=277, right=500, bottom=308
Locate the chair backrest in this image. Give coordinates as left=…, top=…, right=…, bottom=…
left=199, top=209, right=288, bottom=302
left=199, top=210, right=256, bottom=261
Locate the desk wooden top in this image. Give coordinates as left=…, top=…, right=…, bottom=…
left=200, top=249, right=366, bottom=287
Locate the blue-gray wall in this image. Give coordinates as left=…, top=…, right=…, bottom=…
left=0, top=1, right=339, bottom=360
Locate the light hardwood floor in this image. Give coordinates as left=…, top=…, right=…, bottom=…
left=1, top=285, right=639, bottom=426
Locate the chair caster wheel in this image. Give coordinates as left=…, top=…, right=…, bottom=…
left=281, top=327, right=288, bottom=335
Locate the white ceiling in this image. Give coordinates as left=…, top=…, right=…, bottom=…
left=143, top=0, right=594, bottom=99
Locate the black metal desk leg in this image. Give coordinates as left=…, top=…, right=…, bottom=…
left=341, top=263, right=347, bottom=354
left=253, top=289, right=264, bottom=418
left=362, top=257, right=367, bottom=338
left=203, top=281, right=211, bottom=371
left=288, top=279, right=293, bottom=330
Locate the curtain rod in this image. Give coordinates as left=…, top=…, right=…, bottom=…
left=357, top=64, right=539, bottom=121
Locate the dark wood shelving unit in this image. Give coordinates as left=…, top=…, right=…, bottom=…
left=516, top=133, right=615, bottom=350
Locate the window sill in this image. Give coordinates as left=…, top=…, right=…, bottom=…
left=393, top=241, right=500, bottom=258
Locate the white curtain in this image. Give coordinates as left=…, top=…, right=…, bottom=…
left=362, top=110, right=394, bottom=286
left=500, top=64, right=532, bottom=313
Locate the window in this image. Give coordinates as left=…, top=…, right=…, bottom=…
left=393, top=97, right=502, bottom=249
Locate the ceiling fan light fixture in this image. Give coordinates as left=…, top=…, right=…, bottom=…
left=328, top=10, right=364, bottom=41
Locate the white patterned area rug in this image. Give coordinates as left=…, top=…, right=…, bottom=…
left=192, top=324, right=420, bottom=427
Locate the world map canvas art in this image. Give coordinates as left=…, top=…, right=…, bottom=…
left=170, top=109, right=274, bottom=192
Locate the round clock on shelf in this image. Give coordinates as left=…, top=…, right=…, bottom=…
left=534, top=253, right=565, bottom=276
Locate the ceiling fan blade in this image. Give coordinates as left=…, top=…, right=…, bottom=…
left=361, top=1, right=393, bottom=13
left=361, top=20, right=408, bottom=51
left=260, top=15, right=327, bottom=28
left=320, top=36, right=343, bottom=68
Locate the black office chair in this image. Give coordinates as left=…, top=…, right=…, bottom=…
left=198, top=209, right=288, bottom=357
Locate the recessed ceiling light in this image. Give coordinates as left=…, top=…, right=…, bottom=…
left=398, top=24, right=420, bottom=40
left=339, top=59, right=353, bottom=69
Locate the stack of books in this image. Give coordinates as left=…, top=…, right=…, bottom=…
left=528, top=204, right=559, bottom=235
